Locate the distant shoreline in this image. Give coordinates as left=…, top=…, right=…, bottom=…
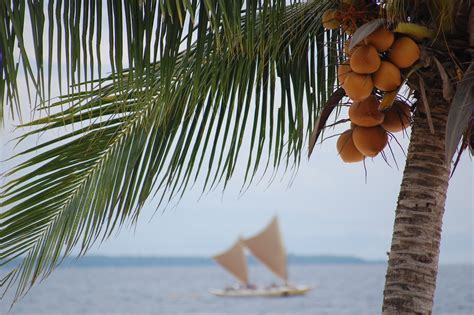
left=56, top=254, right=385, bottom=268
left=5, top=256, right=470, bottom=268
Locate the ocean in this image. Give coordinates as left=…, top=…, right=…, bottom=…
left=1, top=264, right=472, bottom=315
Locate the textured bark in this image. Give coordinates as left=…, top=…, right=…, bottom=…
left=382, top=77, right=451, bottom=314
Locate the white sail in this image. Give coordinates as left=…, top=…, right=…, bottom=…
left=242, top=216, right=288, bottom=281
left=212, top=239, right=248, bottom=284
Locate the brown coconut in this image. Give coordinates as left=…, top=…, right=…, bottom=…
left=364, top=27, right=394, bottom=52
left=336, top=130, right=365, bottom=163
left=349, top=95, right=384, bottom=127
left=388, top=37, right=420, bottom=68
left=381, top=101, right=411, bottom=132
left=373, top=61, right=402, bottom=92
left=350, top=45, right=381, bottom=74
left=322, top=10, right=340, bottom=30
left=343, top=72, right=374, bottom=101
left=352, top=125, right=388, bottom=157
left=338, top=61, right=351, bottom=84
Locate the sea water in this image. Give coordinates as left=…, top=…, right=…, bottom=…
left=1, top=264, right=472, bottom=315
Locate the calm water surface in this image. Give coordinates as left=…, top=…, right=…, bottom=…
left=1, top=264, right=472, bottom=315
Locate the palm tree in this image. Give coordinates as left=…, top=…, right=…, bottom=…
left=0, top=0, right=472, bottom=313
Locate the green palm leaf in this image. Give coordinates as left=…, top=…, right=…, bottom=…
left=1, top=0, right=341, bottom=300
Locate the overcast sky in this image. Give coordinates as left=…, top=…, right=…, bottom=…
left=2, top=113, right=471, bottom=264
left=1, top=9, right=472, bottom=265
left=82, top=134, right=471, bottom=264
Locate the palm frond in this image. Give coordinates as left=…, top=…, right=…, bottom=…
left=0, top=0, right=192, bottom=123
left=1, top=0, right=341, bottom=301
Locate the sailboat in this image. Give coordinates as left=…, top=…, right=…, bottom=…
left=210, top=217, right=311, bottom=297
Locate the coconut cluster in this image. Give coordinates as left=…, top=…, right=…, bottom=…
left=321, top=5, right=421, bottom=163
left=335, top=26, right=417, bottom=163
left=340, top=28, right=420, bottom=101
left=338, top=97, right=412, bottom=163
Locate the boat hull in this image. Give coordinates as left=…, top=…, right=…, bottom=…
left=210, top=285, right=311, bottom=297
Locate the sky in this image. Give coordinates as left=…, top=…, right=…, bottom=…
left=82, top=134, right=471, bottom=264
left=3, top=112, right=471, bottom=264
left=0, top=7, right=472, bottom=265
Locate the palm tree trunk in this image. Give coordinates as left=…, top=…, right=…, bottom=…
left=382, top=78, right=451, bottom=314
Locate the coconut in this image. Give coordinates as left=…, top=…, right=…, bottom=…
left=336, top=130, right=365, bottom=163
left=349, top=95, right=384, bottom=127
left=338, top=61, right=351, bottom=84
left=364, top=27, right=394, bottom=52
left=352, top=126, right=388, bottom=157
left=322, top=10, right=340, bottom=30
left=350, top=45, right=381, bottom=74
left=381, top=101, right=411, bottom=132
left=388, top=37, right=420, bottom=68
left=373, top=61, right=402, bottom=92
left=343, top=72, right=374, bottom=101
